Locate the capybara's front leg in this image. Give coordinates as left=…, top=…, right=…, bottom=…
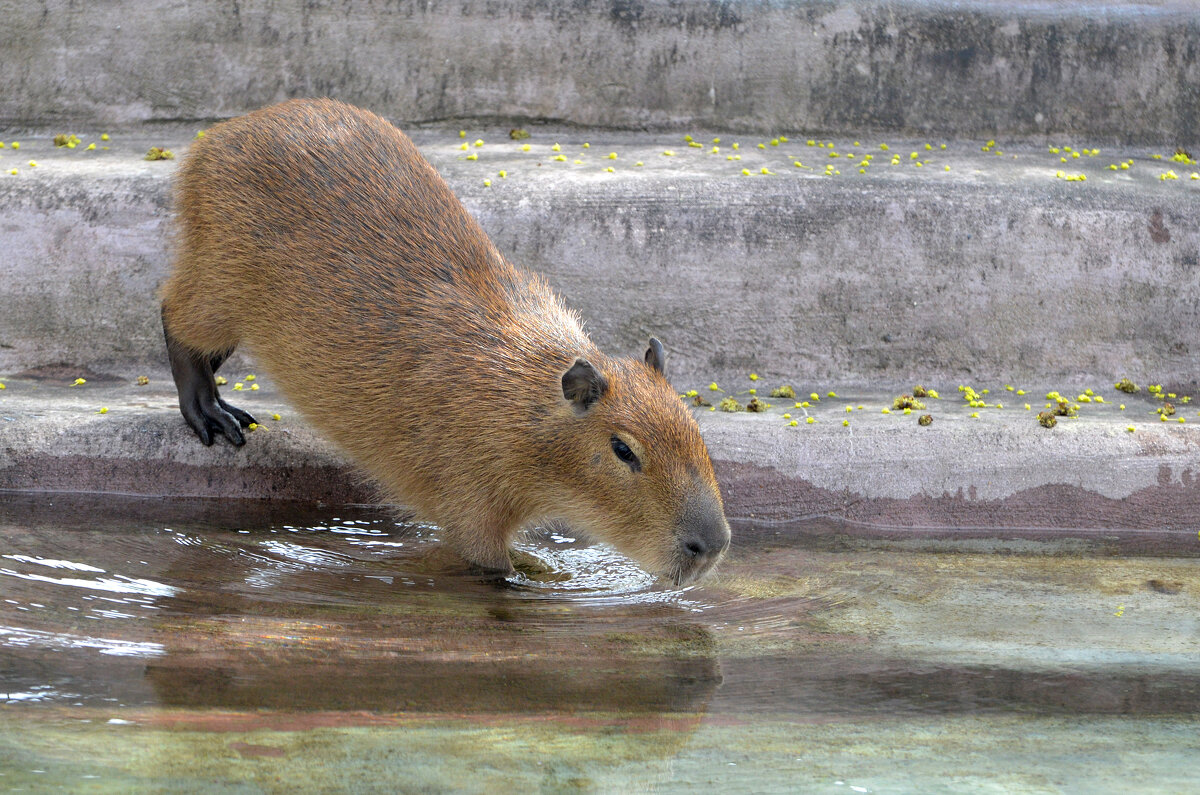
left=163, top=310, right=255, bottom=446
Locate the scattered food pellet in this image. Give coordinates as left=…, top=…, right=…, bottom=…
left=770, top=385, right=795, bottom=399
left=70, top=378, right=86, bottom=387
left=893, top=394, right=926, bottom=410
left=97, top=407, right=108, bottom=414
left=272, top=413, right=282, bottom=421
left=144, top=147, right=174, bottom=161
left=719, top=396, right=744, bottom=412
left=136, top=376, right=149, bottom=386
left=1115, top=378, right=1138, bottom=393
left=215, top=376, right=228, bottom=385
left=509, top=128, right=530, bottom=140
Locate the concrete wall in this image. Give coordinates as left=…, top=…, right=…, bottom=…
left=4, top=138, right=1198, bottom=388
left=3, top=0, right=1200, bottom=143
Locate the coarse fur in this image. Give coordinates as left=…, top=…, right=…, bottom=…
left=161, top=98, right=729, bottom=584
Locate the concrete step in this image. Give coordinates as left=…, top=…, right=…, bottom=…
left=3, top=1, right=1199, bottom=144
left=1, top=371, right=1198, bottom=545
left=2, top=126, right=1199, bottom=389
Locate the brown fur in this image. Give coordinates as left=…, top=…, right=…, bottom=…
left=161, top=99, right=729, bottom=583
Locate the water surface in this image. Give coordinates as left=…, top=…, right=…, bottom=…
left=2, top=493, right=1197, bottom=793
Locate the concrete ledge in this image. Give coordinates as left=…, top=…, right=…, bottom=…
left=3, top=373, right=1198, bottom=549
left=4, top=1, right=1200, bottom=143
left=3, top=129, right=1200, bottom=389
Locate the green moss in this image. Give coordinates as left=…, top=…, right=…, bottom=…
left=509, top=128, right=531, bottom=140
left=745, top=397, right=767, bottom=412
left=769, top=385, right=796, bottom=399
left=1115, top=378, right=1139, bottom=393
left=918, top=414, right=933, bottom=426
left=1037, top=411, right=1058, bottom=428
left=719, top=397, right=744, bottom=412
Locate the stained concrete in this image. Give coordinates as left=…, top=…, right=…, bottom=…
left=4, top=1, right=1200, bottom=144
left=3, top=128, right=1200, bottom=388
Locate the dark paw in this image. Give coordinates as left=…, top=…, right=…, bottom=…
left=181, top=397, right=248, bottom=447
left=218, top=398, right=257, bottom=429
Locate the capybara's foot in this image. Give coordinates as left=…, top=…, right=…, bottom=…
left=218, top=397, right=257, bottom=431
left=164, top=315, right=252, bottom=446
left=184, top=392, right=251, bottom=447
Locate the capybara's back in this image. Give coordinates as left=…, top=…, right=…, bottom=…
left=162, top=98, right=729, bottom=583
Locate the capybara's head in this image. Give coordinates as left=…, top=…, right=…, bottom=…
left=545, top=338, right=730, bottom=585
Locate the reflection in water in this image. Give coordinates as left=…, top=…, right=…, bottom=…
left=1, top=494, right=722, bottom=726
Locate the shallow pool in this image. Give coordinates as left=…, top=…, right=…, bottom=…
left=2, top=493, right=1197, bottom=793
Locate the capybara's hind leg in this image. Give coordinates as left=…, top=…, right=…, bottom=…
left=163, top=309, right=255, bottom=446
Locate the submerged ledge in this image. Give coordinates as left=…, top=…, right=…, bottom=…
left=1, top=372, right=1197, bottom=548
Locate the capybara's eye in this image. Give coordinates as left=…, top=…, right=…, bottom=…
left=610, top=435, right=640, bottom=471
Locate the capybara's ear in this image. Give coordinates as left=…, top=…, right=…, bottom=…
left=645, top=337, right=666, bottom=377
left=562, top=358, right=608, bottom=410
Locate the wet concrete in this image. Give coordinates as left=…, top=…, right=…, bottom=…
left=1, top=495, right=1197, bottom=792
left=2, top=372, right=1199, bottom=544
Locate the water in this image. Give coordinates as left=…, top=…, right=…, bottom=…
left=1, top=493, right=1197, bottom=793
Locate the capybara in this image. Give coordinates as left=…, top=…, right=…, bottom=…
left=161, top=99, right=730, bottom=584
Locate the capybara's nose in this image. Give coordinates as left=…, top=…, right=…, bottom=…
left=681, top=516, right=731, bottom=562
